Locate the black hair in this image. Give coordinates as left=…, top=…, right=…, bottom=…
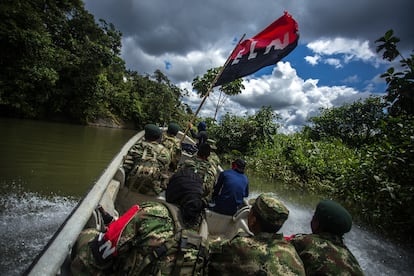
left=166, top=169, right=205, bottom=227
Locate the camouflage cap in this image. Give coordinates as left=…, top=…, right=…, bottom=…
left=144, top=124, right=162, bottom=140
left=167, top=122, right=180, bottom=136
left=314, top=199, right=352, bottom=235
left=207, top=139, right=217, bottom=150
left=251, top=193, right=289, bottom=227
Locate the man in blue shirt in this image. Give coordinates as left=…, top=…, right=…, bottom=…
left=211, top=159, right=249, bottom=216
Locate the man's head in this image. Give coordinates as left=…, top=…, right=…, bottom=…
left=197, top=143, right=211, bottom=159
left=144, top=124, right=162, bottom=141
left=248, top=193, right=289, bottom=234
left=166, top=169, right=204, bottom=227
left=311, top=199, right=352, bottom=236
left=167, top=122, right=180, bottom=136
left=197, top=121, right=207, bottom=131
left=232, top=158, right=246, bottom=173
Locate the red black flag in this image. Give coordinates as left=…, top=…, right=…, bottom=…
left=214, top=12, right=299, bottom=87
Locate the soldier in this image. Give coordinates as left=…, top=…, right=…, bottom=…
left=208, top=193, right=306, bottom=275
left=122, top=124, right=171, bottom=196
left=289, top=199, right=364, bottom=275
left=188, top=121, right=208, bottom=148
left=178, top=143, right=216, bottom=204
left=207, top=139, right=221, bottom=172
left=161, top=122, right=182, bottom=172
left=71, top=169, right=208, bottom=275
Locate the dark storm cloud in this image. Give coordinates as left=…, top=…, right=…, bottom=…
left=83, top=0, right=281, bottom=56
left=84, top=0, right=413, bottom=57
left=298, top=0, right=414, bottom=52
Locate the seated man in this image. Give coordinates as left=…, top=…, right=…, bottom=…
left=71, top=169, right=208, bottom=275
left=161, top=122, right=182, bottom=172
left=289, top=199, right=364, bottom=275
left=122, top=124, right=171, bottom=195
left=178, top=143, right=217, bottom=204
left=210, top=159, right=249, bottom=216
left=208, top=193, right=305, bottom=275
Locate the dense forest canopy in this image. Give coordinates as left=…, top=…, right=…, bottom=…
left=0, top=0, right=191, bottom=127
left=1, top=1, right=413, bottom=244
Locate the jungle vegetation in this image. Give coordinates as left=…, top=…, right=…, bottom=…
left=1, top=1, right=413, bottom=244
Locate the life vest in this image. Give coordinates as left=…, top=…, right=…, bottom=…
left=89, top=203, right=209, bottom=275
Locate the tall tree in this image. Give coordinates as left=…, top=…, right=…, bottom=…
left=376, top=30, right=414, bottom=116
left=308, top=97, right=387, bottom=147
left=192, top=67, right=244, bottom=121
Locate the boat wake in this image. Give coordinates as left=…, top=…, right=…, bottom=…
left=0, top=184, right=77, bottom=275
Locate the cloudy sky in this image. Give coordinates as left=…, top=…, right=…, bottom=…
left=83, top=0, right=413, bottom=133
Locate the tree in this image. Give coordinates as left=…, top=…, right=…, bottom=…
left=375, top=30, right=414, bottom=116
left=211, top=106, right=279, bottom=155
left=192, top=67, right=244, bottom=121
left=308, top=97, right=386, bottom=147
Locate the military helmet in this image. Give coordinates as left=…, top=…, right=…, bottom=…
left=314, top=199, right=352, bottom=235
left=167, top=122, right=180, bottom=136
left=250, top=193, right=289, bottom=227
left=144, top=124, right=162, bottom=140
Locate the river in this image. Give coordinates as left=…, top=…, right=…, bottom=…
left=0, top=118, right=413, bottom=275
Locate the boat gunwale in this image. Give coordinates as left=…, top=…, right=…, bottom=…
left=25, top=131, right=144, bottom=276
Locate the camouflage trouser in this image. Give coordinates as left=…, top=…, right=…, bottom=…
left=71, top=228, right=112, bottom=276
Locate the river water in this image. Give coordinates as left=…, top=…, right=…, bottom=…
left=0, top=118, right=413, bottom=275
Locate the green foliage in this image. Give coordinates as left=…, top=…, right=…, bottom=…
left=244, top=30, right=414, bottom=242
left=210, top=106, right=279, bottom=155
left=0, top=0, right=192, bottom=127
left=192, top=67, right=244, bottom=121
left=376, top=29, right=414, bottom=116
left=308, top=96, right=386, bottom=147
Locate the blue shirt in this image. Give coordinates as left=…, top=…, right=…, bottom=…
left=211, top=169, right=249, bottom=215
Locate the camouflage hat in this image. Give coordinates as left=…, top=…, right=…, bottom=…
left=167, top=122, right=180, bottom=135
left=207, top=139, right=217, bottom=150
left=144, top=124, right=162, bottom=140
left=250, top=193, right=289, bottom=227
left=314, top=199, right=352, bottom=235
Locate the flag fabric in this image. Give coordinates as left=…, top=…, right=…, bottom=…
left=214, top=12, right=299, bottom=87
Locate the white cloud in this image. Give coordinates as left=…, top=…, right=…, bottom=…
left=305, top=55, right=320, bottom=65
left=307, top=38, right=376, bottom=60
left=324, top=58, right=343, bottom=68
left=342, top=75, right=360, bottom=84
left=182, top=62, right=363, bottom=133
left=306, top=38, right=380, bottom=68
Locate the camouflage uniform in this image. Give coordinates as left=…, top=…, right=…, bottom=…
left=161, top=134, right=182, bottom=172
left=178, top=157, right=217, bottom=203
left=290, top=233, right=364, bottom=276
left=207, top=139, right=221, bottom=173
left=290, top=199, right=364, bottom=276
left=123, top=140, right=171, bottom=195
left=209, top=194, right=305, bottom=276
left=71, top=201, right=207, bottom=276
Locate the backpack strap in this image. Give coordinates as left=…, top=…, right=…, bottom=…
left=136, top=203, right=209, bottom=276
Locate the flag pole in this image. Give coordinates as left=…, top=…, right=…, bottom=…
left=181, top=34, right=246, bottom=143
